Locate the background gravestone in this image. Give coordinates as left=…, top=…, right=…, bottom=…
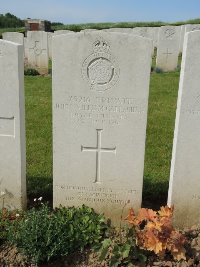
left=53, top=30, right=74, bottom=35
left=156, top=26, right=181, bottom=71
left=168, top=31, right=200, bottom=228
left=151, top=27, right=160, bottom=48
left=179, top=25, right=186, bottom=53
left=27, top=31, right=48, bottom=74
left=47, top=32, right=53, bottom=60
left=80, top=29, right=98, bottom=32
left=103, top=28, right=133, bottom=33
left=24, top=37, right=28, bottom=59
left=53, top=32, right=152, bottom=225
left=132, top=27, right=158, bottom=54
left=0, top=40, right=26, bottom=209
left=2, top=32, right=24, bottom=46
left=185, top=24, right=200, bottom=34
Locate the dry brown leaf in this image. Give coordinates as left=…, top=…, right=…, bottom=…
left=137, top=208, right=157, bottom=223
left=125, top=208, right=140, bottom=226
left=158, top=206, right=174, bottom=218
left=143, top=230, right=163, bottom=254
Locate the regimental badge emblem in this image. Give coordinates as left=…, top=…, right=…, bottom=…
left=82, top=37, right=120, bottom=92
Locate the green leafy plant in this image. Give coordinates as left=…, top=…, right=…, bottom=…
left=0, top=207, right=20, bottom=244
left=8, top=203, right=107, bottom=264
left=24, top=68, right=40, bottom=76
left=96, top=227, right=147, bottom=267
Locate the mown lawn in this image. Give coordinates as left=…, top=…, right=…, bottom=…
left=25, top=70, right=180, bottom=207
left=25, top=76, right=52, bottom=201
left=143, top=71, right=179, bottom=205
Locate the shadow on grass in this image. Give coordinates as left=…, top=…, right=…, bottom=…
left=142, top=176, right=169, bottom=210
left=27, top=176, right=53, bottom=208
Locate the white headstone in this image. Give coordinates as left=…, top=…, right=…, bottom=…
left=53, top=32, right=152, bottom=225
left=168, top=31, right=200, bottom=228
left=152, top=27, right=160, bottom=48
left=185, top=24, right=200, bottom=33
left=47, top=32, right=53, bottom=60
left=81, top=29, right=98, bottom=32
left=156, top=26, right=181, bottom=71
left=51, top=31, right=75, bottom=59
left=24, top=37, right=28, bottom=58
left=2, top=32, right=24, bottom=46
left=103, top=28, right=133, bottom=33
left=179, top=25, right=186, bottom=53
left=132, top=27, right=158, bottom=54
left=27, top=31, right=49, bottom=74
left=53, top=30, right=74, bottom=35
left=0, top=40, right=26, bottom=209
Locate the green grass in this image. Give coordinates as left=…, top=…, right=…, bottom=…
left=25, top=76, right=52, bottom=201
left=143, top=71, right=180, bottom=204
left=52, top=21, right=165, bottom=31
left=25, top=69, right=180, bottom=207
left=51, top=18, right=200, bottom=31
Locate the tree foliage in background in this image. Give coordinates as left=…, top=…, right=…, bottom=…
left=0, top=13, right=24, bottom=28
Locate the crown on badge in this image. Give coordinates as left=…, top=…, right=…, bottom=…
left=93, top=38, right=110, bottom=53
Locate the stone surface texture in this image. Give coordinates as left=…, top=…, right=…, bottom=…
left=179, top=25, right=186, bottom=53
left=53, top=30, right=74, bottom=35
left=185, top=24, right=200, bottom=33
left=24, top=37, right=28, bottom=58
left=132, top=27, right=159, bottom=48
left=47, top=32, right=53, bottom=60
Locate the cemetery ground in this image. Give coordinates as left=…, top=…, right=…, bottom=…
left=1, top=64, right=200, bottom=266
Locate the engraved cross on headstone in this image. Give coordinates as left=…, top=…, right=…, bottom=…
left=81, top=129, right=116, bottom=184
left=29, top=41, right=46, bottom=66
left=163, top=48, right=173, bottom=63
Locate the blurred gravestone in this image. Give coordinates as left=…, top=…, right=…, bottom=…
left=47, top=32, right=53, bottom=60
left=2, top=32, right=24, bottom=46
left=179, top=25, right=186, bottom=53
left=185, top=24, right=200, bottom=33
left=27, top=31, right=48, bottom=74
left=156, top=26, right=181, bottom=71
left=0, top=40, right=26, bottom=209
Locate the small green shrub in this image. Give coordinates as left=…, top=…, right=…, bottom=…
left=24, top=68, right=40, bottom=76
left=0, top=208, right=20, bottom=244
left=96, top=227, right=146, bottom=267
left=8, top=203, right=107, bottom=264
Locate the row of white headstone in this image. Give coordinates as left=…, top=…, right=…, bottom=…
left=0, top=29, right=200, bottom=228
left=2, top=24, right=200, bottom=74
